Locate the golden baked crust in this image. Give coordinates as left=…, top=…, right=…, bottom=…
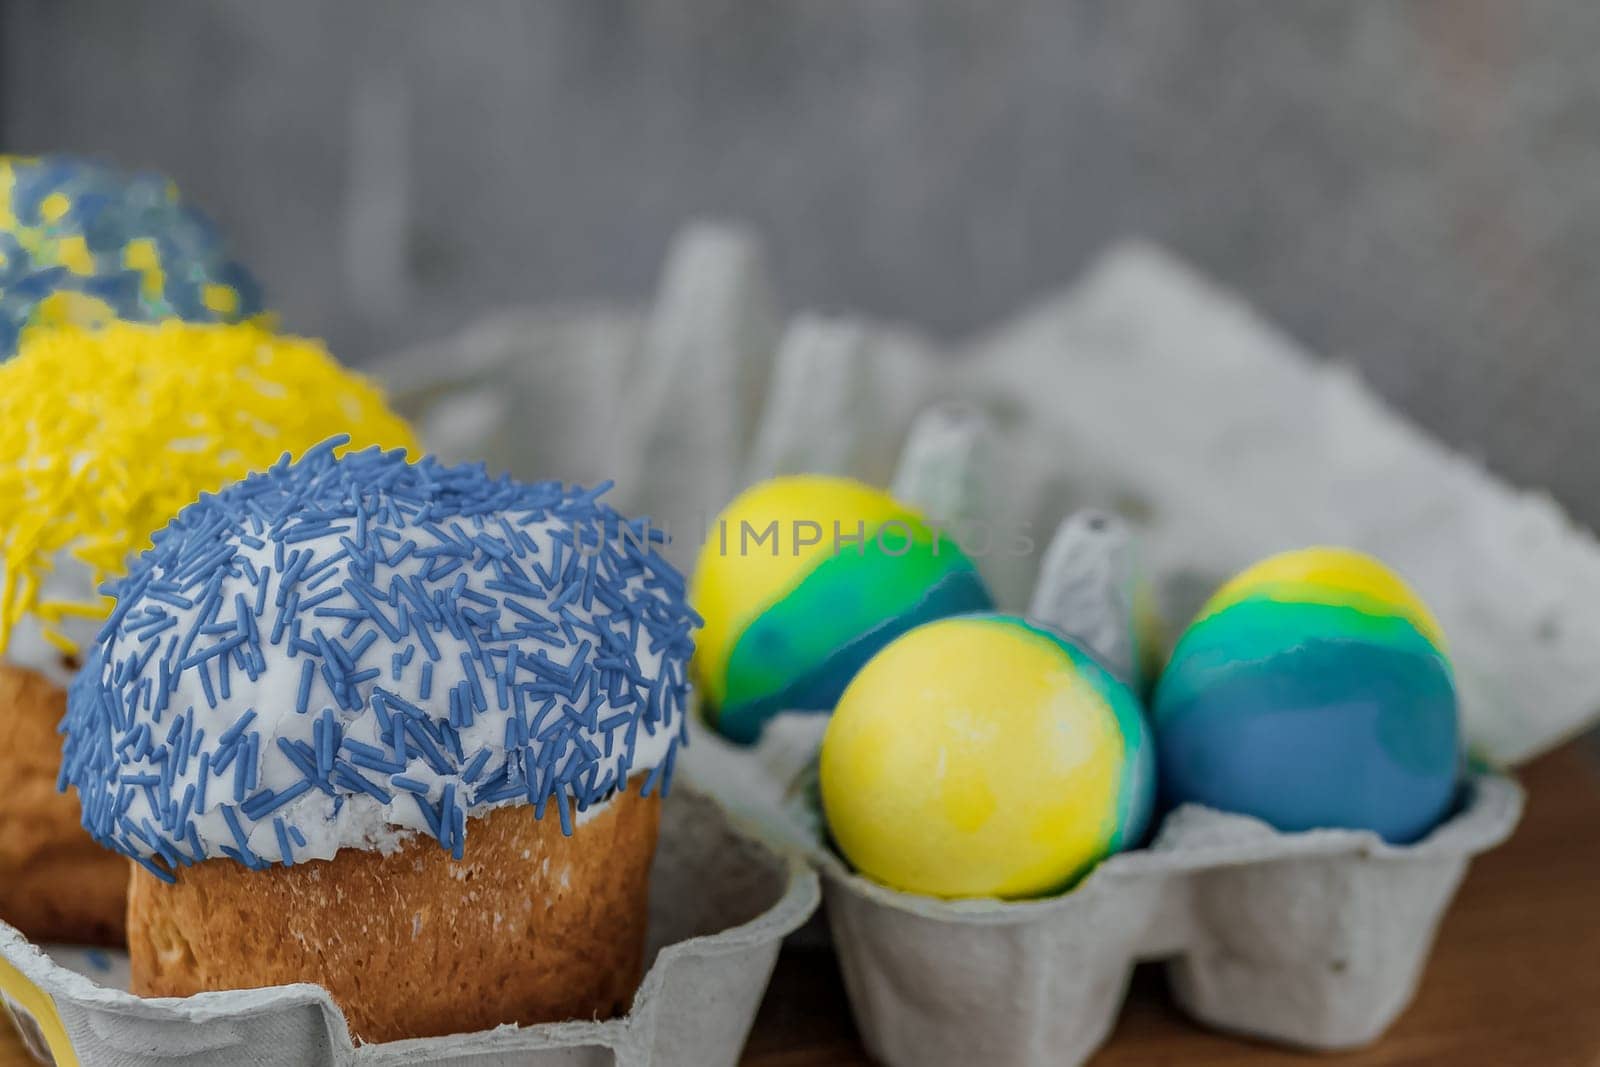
left=129, top=787, right=662, bottom=1043
left=0, top=663, right=128, bottom=945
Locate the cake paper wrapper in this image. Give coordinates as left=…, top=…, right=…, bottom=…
left=0, top=787, right=819, bottom=1067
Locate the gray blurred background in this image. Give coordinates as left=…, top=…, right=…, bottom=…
left=4, top=1, right=1597, bottom=524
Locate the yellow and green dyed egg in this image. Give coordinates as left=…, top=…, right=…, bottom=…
left=1153, top=547, right=1460, bottom=844
left=820, top=614, right=1154, bottom=900
left=691, top=475, right=992, bottom=744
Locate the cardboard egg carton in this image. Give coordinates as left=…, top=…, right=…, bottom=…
left=674, top=492, right=1521, bottom=1065
left=371, top=221, right=1599, bottom=1063
left=0, top=787, right=820, bottom=1066
left=686, top=712, right=1520, bottom=1065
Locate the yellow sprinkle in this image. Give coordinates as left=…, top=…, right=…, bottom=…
left=42, top=628, right=78, bottom=655
left=122, top=238, right=168, bottom=301
left=201, top=283, right=240, bottom=316
left=55, top=234, right=95, bottom=274
left=29, top=290, right=116, bottom=332
left=0, top=321, right=419, bottom=657
left=39, top=598, right=115, bottom=621
left=0, top=160, right=15, bottom=231
left=123, top=237, right=160, bottom=272
left=39, top=191, right=72, bottom=224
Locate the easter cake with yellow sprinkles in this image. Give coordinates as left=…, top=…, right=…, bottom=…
left=0, top=319, right=415, bottom=945
left=0, top=155, right=262, bottom=357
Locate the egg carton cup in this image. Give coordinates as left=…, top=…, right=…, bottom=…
left=0, top=786, right=820, bottom=1067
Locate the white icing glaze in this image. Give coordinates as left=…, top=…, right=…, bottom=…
left=98, top=520, right=679, bottom=867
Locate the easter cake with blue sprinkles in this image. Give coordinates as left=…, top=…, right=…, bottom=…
left=61, top=436, right=699, bottom=1042
left=1, top=154, right=263, bottom=357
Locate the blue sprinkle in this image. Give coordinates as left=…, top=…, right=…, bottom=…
left=332, top=761, right=393, bottom=803
left=295, top=659, right=315, bottom=715
left=273, top=817, right=295, bottom=865
left=556, top=789, right=574, bottom=836
left=217, top=708, right=258, bottom=749
left=131, top=853, right=177, bottom=885
left=342, top=741, right=406, bottom=775
left=220, top=804, right=258, bottom=866
left=195, top=752, right=211, bottom=813
left=411, top=791, right=442, bottom=839
left=461, top=748, right=492, bottom=784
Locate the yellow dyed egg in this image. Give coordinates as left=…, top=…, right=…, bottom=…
left=691, top=475, right=992, bottom=744
left=820, top=613, right=1154, bottom=900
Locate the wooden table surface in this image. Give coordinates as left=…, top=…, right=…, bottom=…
left=6, top=742, right=1599, bottom=1067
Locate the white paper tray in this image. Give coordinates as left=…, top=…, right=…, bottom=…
left=0, top=787, right=819, bottom=1067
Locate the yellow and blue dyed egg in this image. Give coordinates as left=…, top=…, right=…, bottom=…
left=0, top=155, right=262, bottom=357
left=690, top=475, right=993, bottom=744
left=1153, top=547, right=1461, bottom=844
left=820, top=614, right=1154, bottom=900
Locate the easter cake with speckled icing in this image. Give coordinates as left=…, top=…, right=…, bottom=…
left=60, top=440, right=699, bottom=1042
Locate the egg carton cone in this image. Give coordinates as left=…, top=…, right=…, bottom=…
left=1026, top=509, right=1146, bottom=690
left=0, top=787, right=820, bottom=1067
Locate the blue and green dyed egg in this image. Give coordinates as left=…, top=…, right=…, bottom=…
left=1, top=155, right=263, bottom=357
left=1153, top=547, right=1461, bottom=844
left=690, top=475, right=993, bottom=744
left=821, top=614, right=1154, bottom=899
